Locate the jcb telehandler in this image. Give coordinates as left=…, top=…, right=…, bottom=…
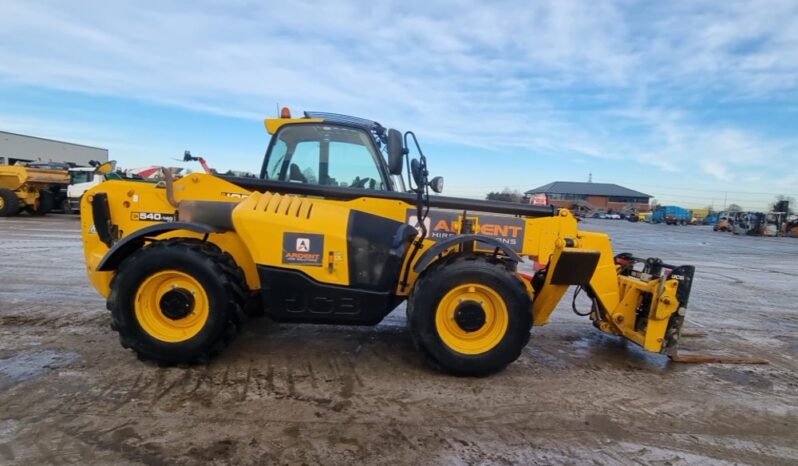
left=80, top=110, right=694, bottom=376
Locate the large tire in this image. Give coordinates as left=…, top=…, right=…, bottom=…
left=0, top=188, right=20, bottom=217
left=26, top=190, right=54, bottom=216
left=407, top=254, right=532, bottom=376
left=108, top=239, right=247, bottom=365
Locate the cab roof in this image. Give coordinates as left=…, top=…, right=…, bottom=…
left=264, top=111, right=387, bottom=140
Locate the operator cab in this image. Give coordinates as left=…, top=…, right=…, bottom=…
left=260, top=111, right=406, bottom=192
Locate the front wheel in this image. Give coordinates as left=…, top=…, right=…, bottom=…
left=407, top=255, right=532, bottom=376
left=108, top=239, right=246, bottom=365
left=0, top=188, right=20, bottom=217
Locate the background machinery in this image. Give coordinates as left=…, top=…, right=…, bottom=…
left=0, top=162, right=69, bottom=216
left=181, top=150, right=214, bottom=174
left=79, top=110, right=695, bottom=376
left=651, top=205, right=692, bottom=225
left=65, top=161, right=119, bottom=214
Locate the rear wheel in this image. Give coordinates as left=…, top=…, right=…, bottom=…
left=407, top=254, right=532, bottom=376
left=108, top=239, right=246, bottom=365
left=0, top=189, right=20, bottom=217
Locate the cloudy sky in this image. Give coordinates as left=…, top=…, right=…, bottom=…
left=1, top=0, right=797, bottom=209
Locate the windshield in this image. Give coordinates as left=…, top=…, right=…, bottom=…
left=70, top=171, right=93, bottom=184
left=264, top=124, right=388, bottom=190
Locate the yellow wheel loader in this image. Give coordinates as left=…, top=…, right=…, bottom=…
left=80, top=110, right=695, bottom=376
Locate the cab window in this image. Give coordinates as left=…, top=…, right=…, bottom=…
left=70, top=171, right=93, bottom=184
left=265, top=124, right=386, bottom=190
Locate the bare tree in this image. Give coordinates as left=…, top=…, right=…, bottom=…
left=486, top=188, right=523, bottom=203
left=771, top=195, right=795, bottom=214
left=649, top=198, right=660, bottom=210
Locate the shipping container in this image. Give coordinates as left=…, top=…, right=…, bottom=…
left=651, top=205, right=692, bottom=225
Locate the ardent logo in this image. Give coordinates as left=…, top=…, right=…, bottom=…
left=407, top=215, right=432, bottom=236
left=283, top=232, right=324, bottom=266
left=406, top=208, right=526, bottom=252
left=296, top=238, right=311, bottom=252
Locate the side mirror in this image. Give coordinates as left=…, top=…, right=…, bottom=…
left=95, top=160, right=117, bottom=175
left=386, top=128, right=404, bottom=175
left=429, top=176, right=444, bottom=193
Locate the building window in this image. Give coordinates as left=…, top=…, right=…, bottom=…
left=608, top=196, right=649, bottom=203
left=547, top=193, right=587, bottom=201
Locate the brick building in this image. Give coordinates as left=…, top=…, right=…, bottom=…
left=524, top=181, right=651, bottom=214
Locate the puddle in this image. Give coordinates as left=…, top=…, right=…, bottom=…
left=0, top=350, right=79, bottom=390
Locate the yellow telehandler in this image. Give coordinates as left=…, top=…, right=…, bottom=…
left=79, top=110, right=694, bottom=376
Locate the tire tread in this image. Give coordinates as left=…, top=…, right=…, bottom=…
left=108, top=238, right=246, bottom=365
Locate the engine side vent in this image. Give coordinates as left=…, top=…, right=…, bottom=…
left=253, top=192, right=313, bottom=218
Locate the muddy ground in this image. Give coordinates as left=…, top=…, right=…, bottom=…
left=1, top=215, right=797, bottom=465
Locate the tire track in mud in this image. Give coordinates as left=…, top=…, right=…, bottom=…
left=7, top=411, right=798, bottom=466
left=13, top=350, right=796, bottom=439
left=72, top=354, right=370, bottom=415
left=3, top=214, right=798, bottom=464
left=0, top=313, right=107, bottom=329
left=4, top=380, right=797, bottom=466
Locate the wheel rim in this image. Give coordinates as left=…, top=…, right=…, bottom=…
left=0, top=197, right=4, bottom=209
left=134, top=270, right=210, bottom=343
left=435, top=283, right=509, bottom=355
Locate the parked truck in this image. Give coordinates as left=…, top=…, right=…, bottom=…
left=651, top=206, right=692, bottom=225
left=0, top=163, right=70, bottom=216
left=64, top=162, right=118, bottom=214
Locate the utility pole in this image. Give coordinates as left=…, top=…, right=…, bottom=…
left=588, top=172, right=592, bottom=183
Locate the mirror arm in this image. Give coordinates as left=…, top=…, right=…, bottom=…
left=398, top=130, right=433, bottom=291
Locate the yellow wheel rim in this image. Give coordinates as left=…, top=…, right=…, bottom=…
left=134, top=270, right=210, bottom=343
left=435, top=283, right=509, bottom=355
left=0, top=197, right=4, bottom=209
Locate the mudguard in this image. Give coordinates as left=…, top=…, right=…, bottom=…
left=413, top=234, right=523, bottom=273
left=96, top=222, right=222, bottom=271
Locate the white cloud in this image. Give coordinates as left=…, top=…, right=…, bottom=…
left=0, top=0, right=797, bottom=201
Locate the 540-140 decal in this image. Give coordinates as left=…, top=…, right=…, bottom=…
left=131, top=211, right=176, bottom=222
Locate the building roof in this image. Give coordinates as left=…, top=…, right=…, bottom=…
left=0, top=130, right=108, bottom=152
left=525, top=181, right=650, bottom=198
